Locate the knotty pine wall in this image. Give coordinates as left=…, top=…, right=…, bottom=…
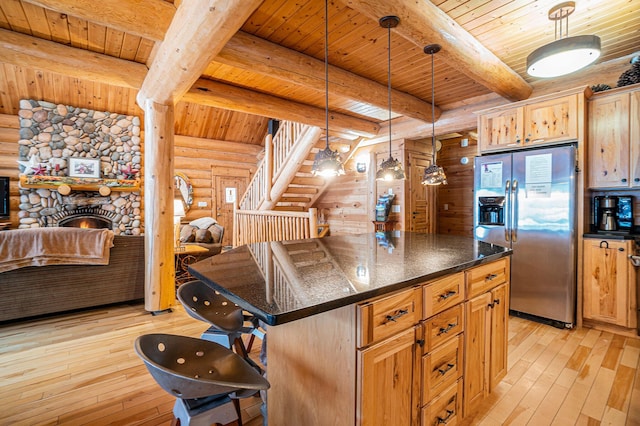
left=315, top=140, right=407, bottom=235
left=436, top=135, right=477, bottom=237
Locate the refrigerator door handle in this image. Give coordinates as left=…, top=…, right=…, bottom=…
left=511, top=179, right=518, bottom=242
left=504, top=180, right=511, bottom=242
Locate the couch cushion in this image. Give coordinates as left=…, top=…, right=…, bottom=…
left=194, top=228, right=213, bottom=243
left=179, top=225, right=195, bottom=243
left=190, top=217, right=217, bottom=229
left=209, top=224, right=223, bottom=243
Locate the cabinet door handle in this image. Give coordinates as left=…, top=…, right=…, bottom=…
left=599, top=241, right=609, bottom=249
left=437, top=363, right=455, bottom=376
left=493, top=298, right=500, bottom=305
left=438, top=290, right=457, bottom=300
left=485, top=273, right=498, bottom=281
left=437, top=323, right=458, bottom=335
left=437, top=409, right=455, bottom=424
left=635, top=178, right=640, bottom=183
left=622, top=178, right=628, bottom=183
left=384, top=309, right=408, bottom=323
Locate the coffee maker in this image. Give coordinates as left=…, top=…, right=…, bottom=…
left=593, top=195, right=634, bottom=233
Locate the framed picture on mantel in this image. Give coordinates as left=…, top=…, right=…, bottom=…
left=69, top=157, right=100, bottom=178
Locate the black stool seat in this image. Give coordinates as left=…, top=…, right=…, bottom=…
left=177, top=280, right=248, bottom=333
left=134, top=333, right=269, bottom=400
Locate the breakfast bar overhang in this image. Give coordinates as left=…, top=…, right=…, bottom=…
left=190, top=232, right=512, bottom=425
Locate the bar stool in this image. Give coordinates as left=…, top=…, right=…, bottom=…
left=134, top=333, right=269, bottom=426
left=177, top=280, right=264, bottom=372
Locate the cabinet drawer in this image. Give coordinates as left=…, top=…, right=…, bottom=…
left=466, top=259, right=509, bottom=298
left=421, top=379, right=463, bottom=426
left=357, top=286, right=421, bottom=347
left=421, top=334, right=463, bottom=406
left=423, top=304, right=464, bottom=353
left=423, top=272, right=465, bottom=318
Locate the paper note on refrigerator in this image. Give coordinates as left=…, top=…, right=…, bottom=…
left=525, top=153, right=552, bottom=183
left=525, top=153, right=552, bottom=197
left=480, top=162, right=503, bottom=188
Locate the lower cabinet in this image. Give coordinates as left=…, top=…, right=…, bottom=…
left=357, top=326, right=420, bottom=426
left=356, top=258, right=510, bottom=425
left=464, top=280, right=509, bottom=415
left=583, top=238, right=638, bottom=329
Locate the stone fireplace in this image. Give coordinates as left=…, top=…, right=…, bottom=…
left=17, top=100, right=142, bottom=235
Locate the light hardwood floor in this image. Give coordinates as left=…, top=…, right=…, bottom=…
left=0, top=302, right=638, bottom=425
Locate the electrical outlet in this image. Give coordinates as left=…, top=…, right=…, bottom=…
left=392, top=205, right=401, bottom=213
left=444, top=204, right=449, bottom=211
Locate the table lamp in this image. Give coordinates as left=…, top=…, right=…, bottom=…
left=174, top=199, right=186, bottom=249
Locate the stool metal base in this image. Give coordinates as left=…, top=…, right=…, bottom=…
left=173, top=396, right=238, bottom=426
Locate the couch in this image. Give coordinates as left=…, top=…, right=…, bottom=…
left=179, top=217, right=225, bottom=258
left=0, top=235, right=144, bottom=322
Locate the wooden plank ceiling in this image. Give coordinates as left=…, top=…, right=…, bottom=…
left=0, top=0, right=638, bottom=146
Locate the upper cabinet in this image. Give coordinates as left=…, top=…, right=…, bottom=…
left=587, top=84, right=640, bottom=189
left=477, top=88, right=588, bottom=154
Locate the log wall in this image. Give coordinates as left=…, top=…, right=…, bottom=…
left=436, top=135, right=477, bottom=237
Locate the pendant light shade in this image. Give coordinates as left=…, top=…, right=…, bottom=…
left=526, top=2, right=600, bottom=78
left=421, top=44, right=447, bottom=186
left=376, top=16, right=405, bottom=182
left=311, top=0, right=344, bottom=177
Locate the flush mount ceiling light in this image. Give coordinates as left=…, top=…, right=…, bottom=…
left=421, top=44, right=447, bottom=186
left=526, top=1, right=601, bottom=78
left=376, top=16, right=406, bottom=182
left=311, top=0, right=345, bottom=177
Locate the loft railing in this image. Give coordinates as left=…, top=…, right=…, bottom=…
left=233, top=208, right=318, bottom=247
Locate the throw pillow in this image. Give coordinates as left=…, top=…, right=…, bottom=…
left=195, top=229, right=213, bottom=243
left=189, top=217, right=217, bottom=229
left=179, top=225, right=195, bottom=243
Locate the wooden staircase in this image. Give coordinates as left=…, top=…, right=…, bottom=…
left=274, top=133, right=355, bottom=211
left=240, top=120, right=360, bottom=213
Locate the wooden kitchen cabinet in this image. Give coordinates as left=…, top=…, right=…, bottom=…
left=588, top=85, right=640, bottom=188
left=464, top=259, right=509, bottom=416
left=478, top=92, right=581, bottom=153
left=583, top=238, right=638, bottom=328
left=357, top=326, right=420, bottom=426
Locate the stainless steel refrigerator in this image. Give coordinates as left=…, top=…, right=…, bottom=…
left=474, top=145, right=576, bottom=328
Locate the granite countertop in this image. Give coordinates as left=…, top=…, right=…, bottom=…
left=189, top=232, right=511, bottom=326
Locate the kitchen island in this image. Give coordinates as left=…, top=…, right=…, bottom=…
left=190, top=232, right=511, bottom=425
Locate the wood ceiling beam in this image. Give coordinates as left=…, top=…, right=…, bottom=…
left=0, top=28, right=146, bottom=89
left=184, top=79, right=380, bottom=138
left=136, top=0, right=262, bottom=107
left=21, top=0, right=175, bottom=42
left=346, top=0, right=533, bottom=102
left=216, top=31, right=440, bottom=123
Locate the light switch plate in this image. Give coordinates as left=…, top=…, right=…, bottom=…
left=197, top=201, right=207, bottom=207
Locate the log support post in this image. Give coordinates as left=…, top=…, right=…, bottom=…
left=143, top=99, right=176, bottom=313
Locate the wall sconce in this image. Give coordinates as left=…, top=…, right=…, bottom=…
left=356, top=162, right=367, bottom=173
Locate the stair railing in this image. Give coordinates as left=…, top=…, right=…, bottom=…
left=233, top=207, right=318, bottom=247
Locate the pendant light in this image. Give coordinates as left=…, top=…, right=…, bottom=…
left=376, top=16, right=406, bottom=182
left=421, top=44, right=447, bottom=186
left=311, top=0, right=345, bottom=177
left=526, top=2, right=600, bottom=78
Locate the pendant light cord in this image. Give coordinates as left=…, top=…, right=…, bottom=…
left=324, top=0, right=330, bottom=151
left=431, top=51, right=436, bottom=163
left=387, top=23, right=392, bottom=158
